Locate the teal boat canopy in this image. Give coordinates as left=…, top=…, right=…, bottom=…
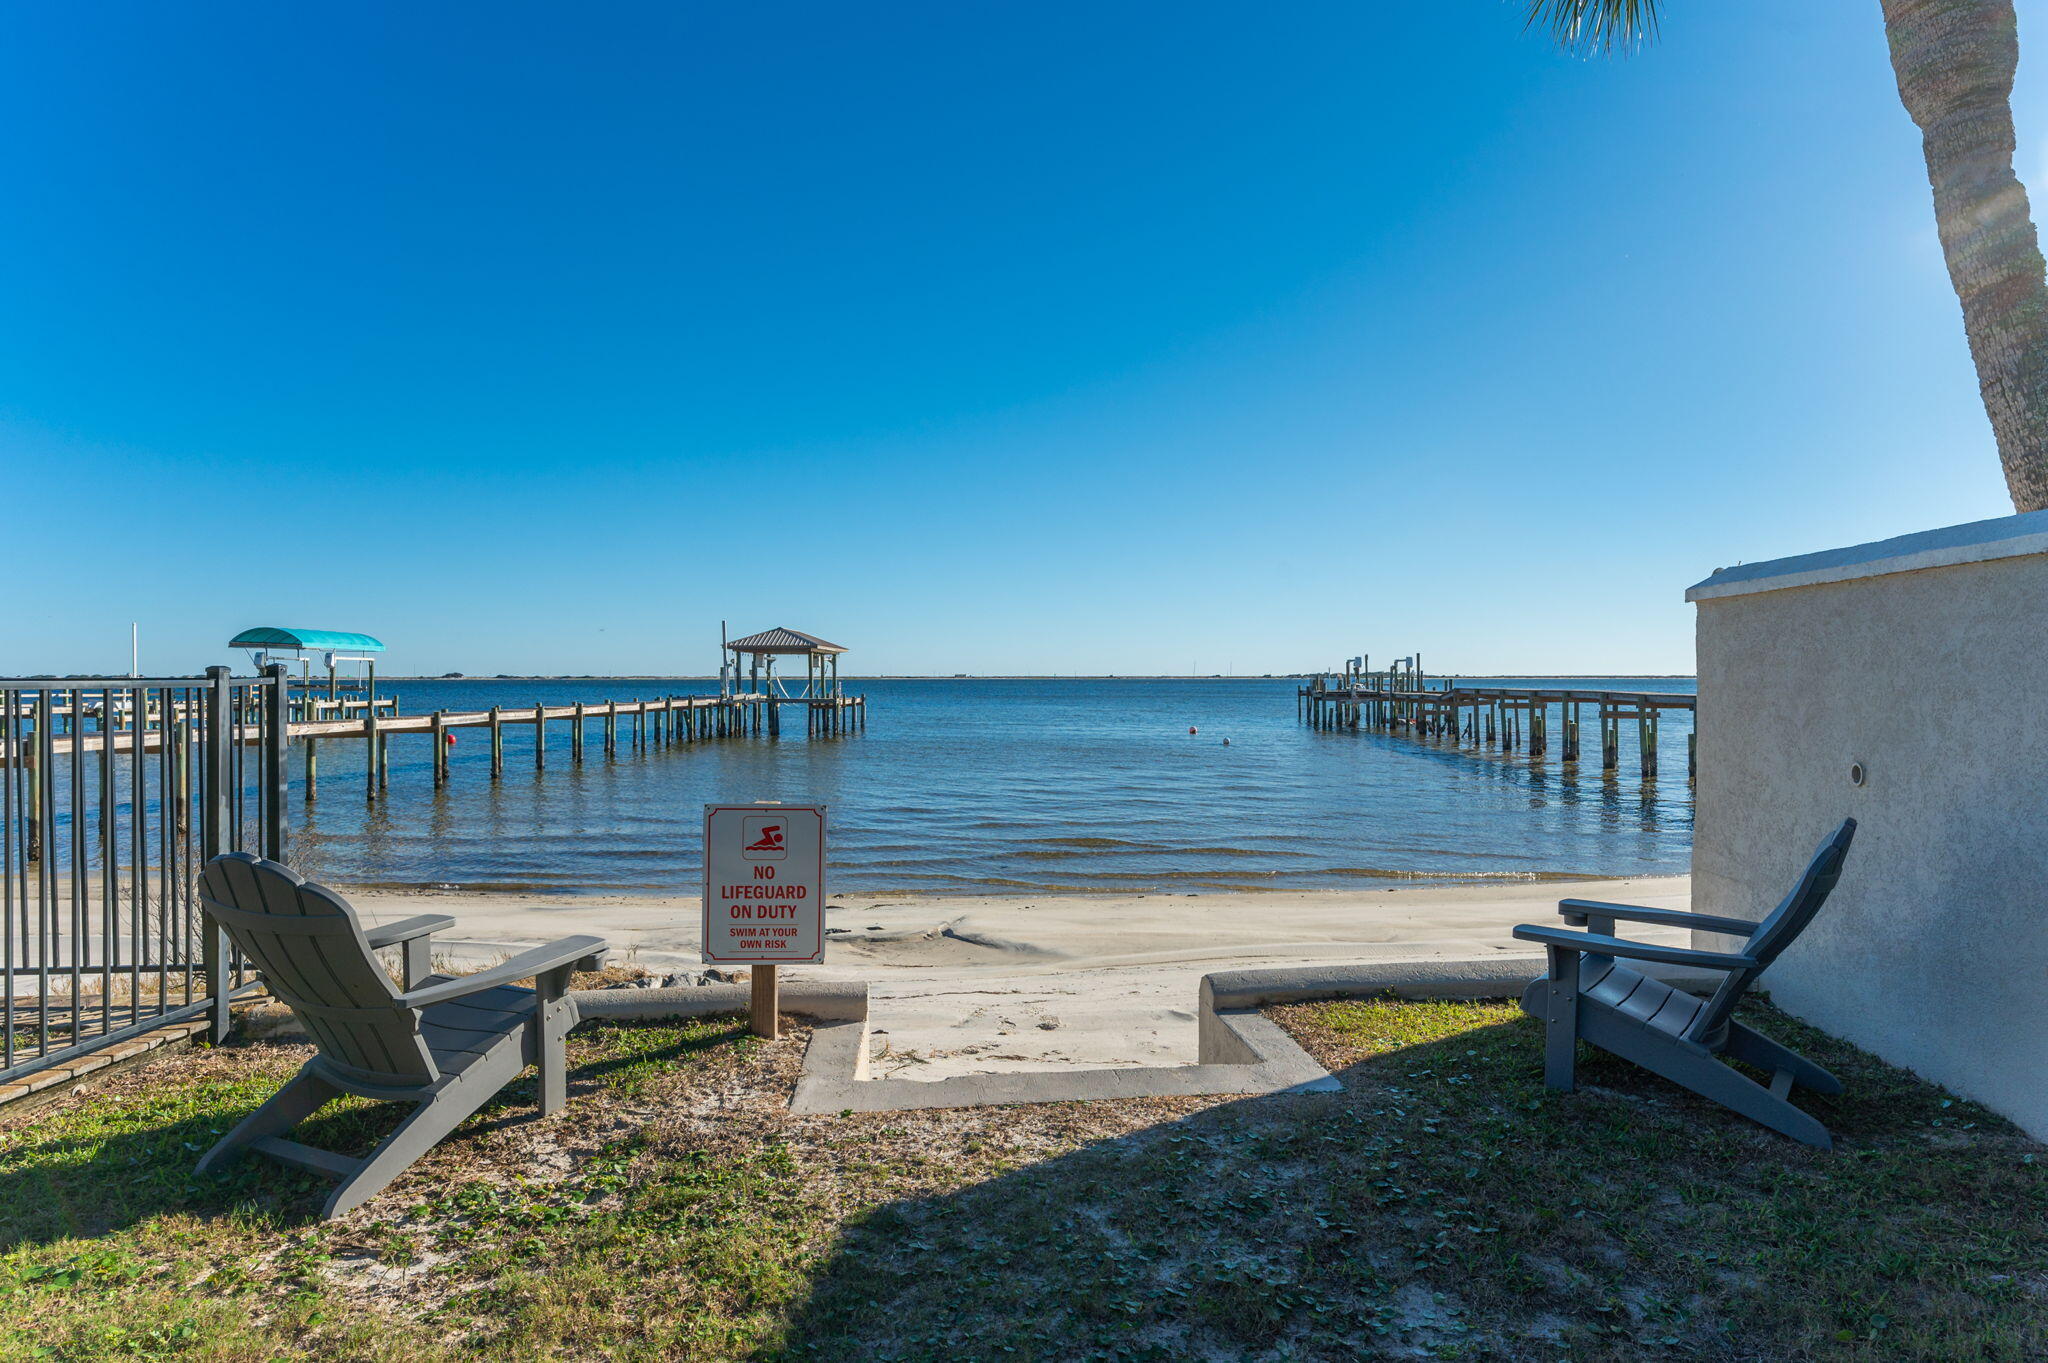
left=229, top=627, right=386, bottom=653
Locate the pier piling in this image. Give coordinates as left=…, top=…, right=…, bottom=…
left=364, top=711, right=379, bottom=804
left=1300, top=664, right=1689, bottom=795
left=108, top=685, right=872, bottom=806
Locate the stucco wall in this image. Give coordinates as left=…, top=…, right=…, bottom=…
left=1690, top=516, right=2048, bottom=1136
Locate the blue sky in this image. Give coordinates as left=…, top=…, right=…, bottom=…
left=3, top=1, right=2040, bottom=676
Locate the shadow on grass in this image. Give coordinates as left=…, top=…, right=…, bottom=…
left=568, top=1015, right=753, bottom=1097
left=0, top=1015, right=753, bottom=1250
left=766, top=999, right=2048, bottom=1363
left=6, top=997, right=2044, bottom=1361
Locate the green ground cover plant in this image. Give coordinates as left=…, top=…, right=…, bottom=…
left=3, top=995, right=2040, bottom=1361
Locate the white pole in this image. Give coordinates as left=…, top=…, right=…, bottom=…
left=131, top=623, right=139, bottom=678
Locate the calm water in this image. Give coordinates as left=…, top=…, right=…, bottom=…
left=289, top=677, right=1695, bottom=896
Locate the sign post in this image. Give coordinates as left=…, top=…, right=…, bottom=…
left=703, top=802, right=826, bottom=1039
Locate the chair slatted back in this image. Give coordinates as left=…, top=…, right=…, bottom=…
left=199, top=853, right=439, bottom=1088
left=1745, top=818, right=1858, bottom=966
left=1688, top=818, right=1857, bottom=1043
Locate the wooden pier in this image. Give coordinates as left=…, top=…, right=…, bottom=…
left=302, top=691, right=867, bottom=801
left=1, top=688, right=868, bottom=837
left=28, top=691, right=398, bottom=730
left=1300, top=662, right=1694, bottom=783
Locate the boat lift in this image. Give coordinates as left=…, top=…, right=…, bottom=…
left=229, top=627, right=389, bottom=721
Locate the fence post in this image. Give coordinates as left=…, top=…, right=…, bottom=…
left=23, top=740, right=38, bottom=863
left=262, top=664, right=288, bottom=862
left=202, top=665, right=233, bottom=1042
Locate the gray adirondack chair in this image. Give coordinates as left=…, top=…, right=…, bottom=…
left=196, top=852, right=608, bottom=1217
left=1513, top=818, right=1856, bottom=1148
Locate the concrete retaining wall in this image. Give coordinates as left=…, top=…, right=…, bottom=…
left=571, top=958, right=1575, bottom=1115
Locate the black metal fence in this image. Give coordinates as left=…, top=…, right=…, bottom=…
left=1, top=665, right=288, bottom=1083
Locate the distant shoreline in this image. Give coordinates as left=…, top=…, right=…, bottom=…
left=291, top=673, right=1700, bottom=683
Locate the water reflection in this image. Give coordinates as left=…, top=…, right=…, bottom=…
left=290, top=677, right=1695, bottom=895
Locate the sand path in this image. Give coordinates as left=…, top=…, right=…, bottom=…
left=341, top=877, right=1693, bottom=1080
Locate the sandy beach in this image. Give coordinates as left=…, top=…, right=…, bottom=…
left=341, top=876, right=1693, bottom=1080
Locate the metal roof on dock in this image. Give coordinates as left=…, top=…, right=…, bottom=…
left=725, top=627, right=845, bottom=654
left=229, top=627, right=386, bottom=652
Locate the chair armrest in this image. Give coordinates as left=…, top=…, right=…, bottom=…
left=1557, top=899, right=1758, bottom=937
left=399, top=935, right=609, bottom=1009
left=363, top=914, right=456, bottom=949
left=1512, top=924, right=1757, bottom=972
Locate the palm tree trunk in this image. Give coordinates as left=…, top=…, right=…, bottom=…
left=1881, top=0, right=2048, bottom=513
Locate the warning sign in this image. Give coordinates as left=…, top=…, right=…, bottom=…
left=702, top=803, right=826, bottom=964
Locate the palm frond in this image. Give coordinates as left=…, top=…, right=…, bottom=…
left=1524, top=0, right=1660, bottom=54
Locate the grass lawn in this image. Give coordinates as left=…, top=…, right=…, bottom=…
left=3, top=993, right=2043, bottom=1361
